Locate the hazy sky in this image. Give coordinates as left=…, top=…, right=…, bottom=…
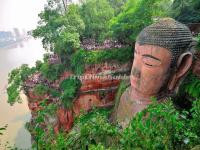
left=0, top=0, right=46, bottom=31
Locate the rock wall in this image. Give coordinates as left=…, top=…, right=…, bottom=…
left=24, top=61, right=132, bottom=133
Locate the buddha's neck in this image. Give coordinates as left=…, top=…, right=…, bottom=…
left=129, top=87, right=157, bottom=104
left=129, top=86, right=170, bottom=104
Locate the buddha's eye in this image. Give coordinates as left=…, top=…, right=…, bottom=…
left=142, top=55, right=161, bottom=67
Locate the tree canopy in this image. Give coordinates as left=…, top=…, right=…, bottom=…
left=108, top=0, right=127, bottom=15
left=171, top=0, right=200, bottom=23
left=80, top=0, right=114, bottom=42
left=32, top=2, right=84, bottom=62
left=110, top=0, right=172, bottom=44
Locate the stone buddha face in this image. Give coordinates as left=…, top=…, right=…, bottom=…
left=114, top=18, right=194, bottom=127
left=130, top=43, right=171, bottom=97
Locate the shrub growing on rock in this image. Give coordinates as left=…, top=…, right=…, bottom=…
left=60, top=78, right=81, bottom=108
left=40, top=62, right=65, bottom=81
left=33, top=84, right=49, bottom=96
left=7, top=64, right=36, bottom=105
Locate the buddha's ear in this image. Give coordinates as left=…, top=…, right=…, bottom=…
left=168, top=52, right=193, bottom=91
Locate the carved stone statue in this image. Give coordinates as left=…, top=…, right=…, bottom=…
left=115, top=18, right=193, bottom=128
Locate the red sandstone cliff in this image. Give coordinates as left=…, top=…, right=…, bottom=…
left=24, top=60, right=132, bottom=133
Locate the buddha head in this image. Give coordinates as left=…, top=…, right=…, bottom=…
left=114, top=18, right=194, bottom=127
left=130, top=18, right=193, bottom=99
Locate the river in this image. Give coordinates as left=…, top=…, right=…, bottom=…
left=0, top=0, right=46, bottom=149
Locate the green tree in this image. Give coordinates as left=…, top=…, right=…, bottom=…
left=7, top=64, right=36, bottom=105
left=32, top=5, right=62, bottom=51
left=110, top=0, right=171, bottom=44
left=54, top=5, right=85, bottom=56
left=171, top=0, right=200, bottom=23
left=33, top=84, right=49, bottom=96
left=190, top=99, right=200, bottom=145
left=80, top=0, right=114, bottom=42
left=64, top=109, right=121, bottom=149
left=39, top=62, right=65, bottom=81
left=33, top=3, right=85, bottom=63
left=60, top=78, right=81, bottom=108
left=108, top=0, right=127, bottom=15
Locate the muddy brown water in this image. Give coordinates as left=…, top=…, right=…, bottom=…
left=0, top=0, right=46, bottom=149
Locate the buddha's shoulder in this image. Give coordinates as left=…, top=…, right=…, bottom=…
left=115, top=86, right=132, bottom=128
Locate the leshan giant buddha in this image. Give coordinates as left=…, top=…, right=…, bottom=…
left=115, top=18, right=193, bottom=128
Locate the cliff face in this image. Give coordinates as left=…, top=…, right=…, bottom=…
left=74, top=62, right=131, bottom=115
left=25, top=61, right=132, bottom=133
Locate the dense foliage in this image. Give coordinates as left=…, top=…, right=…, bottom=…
left=32, top=2, right=84, bottom=63
left=183, top=73, right=200, bottom=99
left=71, top=47, right=133, bottom=74
left=33, top=84, right=49, bottom=96
left=63, top=100, right=200, bottom=150
left=110, top=0, right=171, bottom=44
left=65, top=109, right=121, bottom=149
left=32, top=0, right=200, bottom=49
left=39, top=62, right=65, bottom=81
left=122, top=100, right=187, bottom=149
left=60, top=78, right=82, bottom=108
left=7, top=64, right=36, bottom=105
left=171, top=0, right=200, bottom=23
left=80, top=0, right=114, bottom=42
left=49, top=88, right=61, bottom=98
left=173, top=72, right=200, bottom=111
left=197, top=34, right=200, bottom=49
left=25, top=99, right=58, bottom=149
left=108, top=0, right=127, bottom=15
left=26, top=99, right=200, bottom=150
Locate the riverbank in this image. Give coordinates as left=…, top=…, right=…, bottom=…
left=0, top=39, right=45, bottom=149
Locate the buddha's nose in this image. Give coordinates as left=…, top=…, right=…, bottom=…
left=131, top=67, right=141, bottom=78
left=131, top=56, right=141, bottom=78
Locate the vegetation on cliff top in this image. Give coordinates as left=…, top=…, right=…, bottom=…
left=110, top=0, right=171, bottom=43
left=71, top=47, right=133, bottom=74
left=81, top=0, right=114, bottom=42
left=171, top=0, right=200, bottom=23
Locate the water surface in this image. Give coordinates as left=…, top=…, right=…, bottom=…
left=0, top=0, right=46, bottom=149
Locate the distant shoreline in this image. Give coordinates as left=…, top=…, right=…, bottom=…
left=0, top=36, right=31, bottom=50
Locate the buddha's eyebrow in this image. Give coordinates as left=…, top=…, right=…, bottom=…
left=142, top=54, right=161, bottom=61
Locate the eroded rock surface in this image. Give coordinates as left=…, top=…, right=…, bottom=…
left=24, top=60, right=131, bottom=133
